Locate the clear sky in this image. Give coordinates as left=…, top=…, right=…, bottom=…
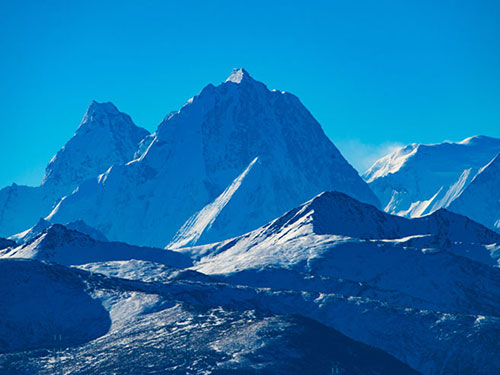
left=1, top=0, right=499, bottom=187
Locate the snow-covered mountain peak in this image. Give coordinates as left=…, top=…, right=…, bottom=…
left=364, top=136, right=500, bottom=184
left=73, top=101, right=142, bottom=139
left=0, top=101, right=151, bottom=238
left=267, top=191, right=408, bottom=240
left=306, top=190, right=376, bottom=212
left=225, top=67, right=251, bottom=84
left=8, top=218, right=51, bottom=244
left=9, top=218, right=107, bottom=245
left=41, top=101, right=149, bottom=192
left=184, top=191, right=500, bottom=270
left=76, top=100, right=147, bottom=137
left=86, top=100, right=120, bottom=115
left=364, top=135, right=500, bottom=219
left=301, top=192, right=500, bottom=243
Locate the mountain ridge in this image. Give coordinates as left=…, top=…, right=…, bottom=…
left=47, top=69, right=379, bottom=248
left=364, top=135, right=500, bottom=223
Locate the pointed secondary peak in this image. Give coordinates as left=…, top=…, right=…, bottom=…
left=41, top=100, right=149, bottom=191
left=77, top=100, right=148, bottom=136
left=225, top=68, right=252, bottom=84
left=80, top=101, right=124, bottom=129
left=86, top=100, right=120, bottom=115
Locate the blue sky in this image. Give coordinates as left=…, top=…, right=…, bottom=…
left=1, top=0, right=499, bottom=186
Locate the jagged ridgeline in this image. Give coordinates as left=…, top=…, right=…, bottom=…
left=2, top=68, right=378, bottom=247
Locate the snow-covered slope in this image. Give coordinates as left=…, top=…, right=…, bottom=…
left=2, top=248, right=500, bottom=374
left=6, top=258, right=500, bottom=374
left=364, top=135, right=500, bottom=218
left=0, top=259, right=420, bottom=375
left=161, top=275, right=500, bottom=375
left=0, top=101, right=149, bottom=238
left=48, top=69, right=379, bottom=247
left=0, top=224, right=191, bottom=267
left=184, top=191, right=500, bottom=266
left=449, top=153, right=500, bottom=233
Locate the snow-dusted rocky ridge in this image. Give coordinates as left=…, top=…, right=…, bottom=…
left=364, top=136, right=500, bottom=224
left=9, top=217, right=108, bottom=244
left=183, top=192, right=500, bottom=312
left=0, top=101, right=149, bottom=237
left=0, top=224, right=191, bottom=267
left=47, top=69, right=379, bottom=247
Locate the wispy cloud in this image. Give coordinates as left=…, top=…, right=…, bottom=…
left=335, top=140, right=403, bottom=175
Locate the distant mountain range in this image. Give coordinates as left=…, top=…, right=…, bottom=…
left=364, top=135, right=500, bottom=232
left=1, top=69, right=499, bottom=375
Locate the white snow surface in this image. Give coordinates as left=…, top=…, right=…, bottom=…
left=168, top=156, right=259, bottom=249
left=364, top=136, right=500, bottom=222
left=182, top=191, right=500, bottom=272
left=225, top=67, right=246, bottom=83
left=449, top=153, right=500, bottom=233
